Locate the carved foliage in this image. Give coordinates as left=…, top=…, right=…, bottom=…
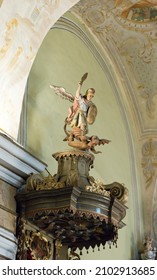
left=26, top=173, right=65, bottom=191
left=86, top=177, right=128, bottom=204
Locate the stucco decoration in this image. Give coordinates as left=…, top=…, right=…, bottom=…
left=140, top=236, right=157, bottom=260
left=72, top=0, right=157, bottom=131
left=0, top=0, right=79, bottom=139
left=141, top=138, right=157, bottom=186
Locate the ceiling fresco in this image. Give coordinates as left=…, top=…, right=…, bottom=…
left=115, top=0, right=157, bottom=21
left=72, top=0, right=157, bottom=134
left=121, top=2, right=157, bottom=22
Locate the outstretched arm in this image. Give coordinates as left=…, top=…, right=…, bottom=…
left=75, top=72, right=88, bottom=99
left=75, top=82, right=82, bottom=99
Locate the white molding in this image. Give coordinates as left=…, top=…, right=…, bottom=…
left=0, top=131, right=47, bottom=188
left=0, top=227, right=17, bottom=260
left=0, top=165, right=25, bottom=188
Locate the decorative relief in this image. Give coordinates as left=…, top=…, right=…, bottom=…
left=72, top=0, right=157, bottom=123
left=138, top=41, right=152, bottom=63
left=25, top=172, right=128, bottom=205
left=72, top=0, right=113, bottom=39
left=73, top=0, right=157, bottom=61
left=54, top=239, right=63, bottom=259
left=113, top=0, right=157, bottom=30
left=117, top=35, right=157, bottom=119
left=141, top=139, right=157, bottom=186
left=117, top=35, right=152, bottom=64
left=74, top=0, right=157, bottom=33
left=16, top=218, right=52, bottom=260
left=86, top=177, right=128, bottom=205
left=26, top=173, right=65, bottom=191
left=138, top=85, right=157, bottom=119
left=68, top=249, right=80, bottom=260
left=85, top=179, right=110, bottom=197
left=28, top=231, right=52, bottom=260
left=140, top=236, right=157, bottom=260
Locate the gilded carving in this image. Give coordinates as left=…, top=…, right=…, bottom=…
left=85, top=179, right=110, bottom=197
left=68, top=249, right=80, bottom=260
left=28, top=231, right=52, bottom=260
left=26, top=173, right=65, bottom=191
left=86, top=177, right=128, bottom=204
left=55, top=239, right=62, bottom=259
left=16, top=218, right=52, bottom=260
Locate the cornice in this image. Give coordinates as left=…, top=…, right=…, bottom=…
left=0, top=131, right=47, bottom=188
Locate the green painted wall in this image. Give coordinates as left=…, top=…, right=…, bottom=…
left=27, top=18, right=136, bottom=259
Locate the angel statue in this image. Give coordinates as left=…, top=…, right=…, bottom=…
left=50, top=73, right=110, bottom=153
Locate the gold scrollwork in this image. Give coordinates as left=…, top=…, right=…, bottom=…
left=86, top=177, right=128, bottom=204
left=26, top=173, right=65, bottom=191
left=28, top=232, right=52, bottom=260
left=16, top=218, right=52, bottom=260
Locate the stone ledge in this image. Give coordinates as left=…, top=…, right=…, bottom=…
left=0, top=227, right=17, bottom=260
left=0, top=131, right=47, bottom=188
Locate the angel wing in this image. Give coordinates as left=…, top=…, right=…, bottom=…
left=50, top=84, right=74, bottom=103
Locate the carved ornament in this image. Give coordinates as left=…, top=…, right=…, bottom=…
left=26, top=173, right=65, bottom=191
left=141, top=138, right=157, bottom=186
left=16, top=218, right=52, bottom=260
left=86, top=177, right=128, bottom=205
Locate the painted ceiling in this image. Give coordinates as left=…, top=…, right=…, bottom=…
left=71, top=0, right=157, bottom=135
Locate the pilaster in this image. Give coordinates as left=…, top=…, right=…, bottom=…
left=0, top=131, right=47, bottom=259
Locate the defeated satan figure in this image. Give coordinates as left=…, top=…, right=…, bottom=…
left=50, top=73, right=110, bottom=153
